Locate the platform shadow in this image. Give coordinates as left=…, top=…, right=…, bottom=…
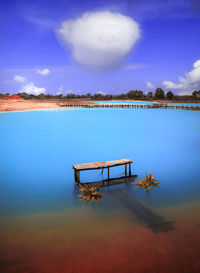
left=108, top=189, right=174, bottom=233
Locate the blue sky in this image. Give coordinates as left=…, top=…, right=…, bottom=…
left=0, top=0, right=200, bottom=95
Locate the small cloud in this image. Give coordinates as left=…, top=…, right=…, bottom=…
left=37, top=68, right=51, bottom=76
left=22, top=82, right=46, bottom=95
left=13, top=75, right=26, bottom=83
left=56, top=91, right=62, bottom=95
left=65, top=89, right=74, bottom=94
left=26, top=16, right=54, bottom=29
left=59, top=85, right=64, bottom=93
left=96, top=91, right=107, bottom=95
left=178, top=90, right=193, bottom=96
left=4, top=80, right=11, bottom=84
left=163, top=59, right=200, bottom=94
left=146, top=81, right=155, bottom=89
left=57, top=11, right=140, bottom=71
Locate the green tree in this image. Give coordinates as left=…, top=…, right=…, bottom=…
left=86, top=93, right=91, bottom=98
left=104, top=94, right=113, bottom=100
left=38, top=93, right=45, bottom=99
left=154, top=88, right=165, bottom=99
left=66, top=93, right=76, bottom=99
left=192, top=90, right=200, bottom=97
left=56, top=94, right=63, bottom=98
left=165, top=91, right=174, bottom=100
left=127, top=90, right=144, bottom=99
left=93, top=93, right=104, bottom=99
left=117, top=93, right=128, bottom=99
left=17, top=92, right=29, bottom=100
left=146, top=91, right=153, bottom=98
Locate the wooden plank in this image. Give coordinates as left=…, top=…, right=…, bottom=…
left=73, top=158, right=133, bottom=171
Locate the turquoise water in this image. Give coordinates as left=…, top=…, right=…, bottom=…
left=92, top=100, right=200, bottom=106
left=1, top=108, right=200, bottom=273
left=0, top=108, right=200, bottom=217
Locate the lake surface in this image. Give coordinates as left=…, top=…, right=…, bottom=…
left=93, top=100, right=200, bottom=106
left=0, top=108, right=200, bottom=273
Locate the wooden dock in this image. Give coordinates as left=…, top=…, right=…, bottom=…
left=73, top=158, right=133, bottom=183
left=60, top=103, right=200, bottom=111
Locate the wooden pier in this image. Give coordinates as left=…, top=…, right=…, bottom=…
left=60, top=103, right=200, bottom=111
left=73, top=158, right=133, bottom=183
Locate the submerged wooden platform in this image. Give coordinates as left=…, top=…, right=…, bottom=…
left=73, top=158, right=133, bottom=183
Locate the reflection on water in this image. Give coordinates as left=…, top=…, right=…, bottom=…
left=79, top=175, right=137, bottom=188
left=74, top=175, right=137, bottom=204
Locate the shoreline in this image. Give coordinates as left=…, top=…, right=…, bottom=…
left=0, top=99, right=94, bottom=113
left=0, top=98, right=200, bottom=113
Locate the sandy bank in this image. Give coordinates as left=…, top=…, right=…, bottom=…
left=0, top=99, right=93, bottom=112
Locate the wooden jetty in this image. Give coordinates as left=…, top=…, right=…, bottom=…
left=60, top=103, right=200, bottom=111
left=73, top=158, right=133, bottom=183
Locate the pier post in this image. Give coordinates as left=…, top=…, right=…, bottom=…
left=74, top=169, right=77, bottom=183
left=125, top=163, right=127, bottom=176
left=107, top=167, right=110, bottom=181
left=77, top=171, right=80, bottom=183
left=129, top=162, right=131, bottom=176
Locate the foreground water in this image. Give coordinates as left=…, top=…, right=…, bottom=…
left=0, top=108, right=200, bottom=273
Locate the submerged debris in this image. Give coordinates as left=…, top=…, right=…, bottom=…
left=133, top=173, right=160, bottom=190
left=77, top=183, right=102, bottom=203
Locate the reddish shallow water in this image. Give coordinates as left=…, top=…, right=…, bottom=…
left=1, top=201, right=200, bottom=273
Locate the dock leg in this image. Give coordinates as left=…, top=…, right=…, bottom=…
left=107, top=167, right=110, bottom=181
left=129, top=163, right=131, bottom=176
left=125, top=163, right=127, bottom=176
left=77, top=171, right=80, bottom=183
left=74, top=169, right=77, bottom=183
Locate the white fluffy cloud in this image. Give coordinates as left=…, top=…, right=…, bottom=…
left=22, top=82, right=46, bottom=95
left=36, top=68, right=50, bottom=76
left=96, top=91, right=107, bottom=95
left=58, top=11, right=140, bottom=70
left=13, top=75, right=26, bottom=83
left=59, top=85, right=64, bottom=93
left=163, top=59, right=200, bottom=95
left=146, top=81, right=155, bottom=89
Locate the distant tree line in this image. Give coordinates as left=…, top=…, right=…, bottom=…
left=1, top=89, right=200, bottom=101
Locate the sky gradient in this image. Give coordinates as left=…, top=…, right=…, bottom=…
left=0, top=0, right=200, bottom=95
